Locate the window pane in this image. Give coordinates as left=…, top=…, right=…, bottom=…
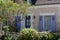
left=44, top=16, right=52, bottom=31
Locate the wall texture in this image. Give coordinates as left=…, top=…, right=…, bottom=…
left=28, top=4, right=60, bottom=32
left=14, top=0, right=60, bottom=5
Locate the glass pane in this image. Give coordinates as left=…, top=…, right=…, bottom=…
left=44, top=16, right=52, bottom=31
left=25, top=16, right=31, bottom=28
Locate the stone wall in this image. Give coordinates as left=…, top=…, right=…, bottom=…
left=28, top=4, right=60, bottom=31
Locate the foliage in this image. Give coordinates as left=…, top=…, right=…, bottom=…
left=0, top=0, right=29, bottom=22
left=1, top=25, right=17, bottom=40
left=38, top=31, right=57, bottom=40
left=2, top=25, right=10, bottom=32
left=0, top=0, right=30, bottom=32
left=0, top=33, right=16, bottom=40
left=17, top=28, right=39, bottom=40
left=1, top=28, right=57, bottom=40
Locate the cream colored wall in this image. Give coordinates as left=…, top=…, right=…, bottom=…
left=28, top=4, right=60, bottom=32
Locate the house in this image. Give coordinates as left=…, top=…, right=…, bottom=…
left=14, top=0, right=60, bottom=32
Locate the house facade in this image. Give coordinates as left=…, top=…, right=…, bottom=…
left=14, top=0, right=60, bottom=32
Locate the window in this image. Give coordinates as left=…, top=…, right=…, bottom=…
left=25, top=16, right=31, bottom=28
left=39, top=15, right=56, bottom=32
left=44, top=16, right=52, bottom=31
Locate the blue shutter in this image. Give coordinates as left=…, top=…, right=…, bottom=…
left=39, top=16, right=43, bottom=31
left=14, top=16, right=21, bottom=31
left=51, top=15, right=56, bottom=32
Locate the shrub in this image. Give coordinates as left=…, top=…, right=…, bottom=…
left=17, top=28, right=39, bottom=40
left=38, top=31, right=57, bottom=40
left=2, top=25, right=10, bottom=32
left=0, top=34, right=16, bottom=40
left=0, top=34, right=13, bottom=40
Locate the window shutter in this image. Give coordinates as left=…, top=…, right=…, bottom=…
left=51, top=15, right=56, bottom=32
left=39, top=16, right=43, bottom=31
left=14, top=16, right=21, bottom=31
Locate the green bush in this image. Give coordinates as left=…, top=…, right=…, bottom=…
left=17, top=28, right=39, bottom=40
left=38, top=31, right=57, bottom=40
left=2, top=25, right=10, bottom=32
left=0, top=34, right=16, bottom=40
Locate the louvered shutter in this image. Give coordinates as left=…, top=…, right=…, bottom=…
left=39, top=16, right=43, bottom=31
left=14, top=16, right=21, bottom=31
left=51, top=15, right=56, bottom=32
